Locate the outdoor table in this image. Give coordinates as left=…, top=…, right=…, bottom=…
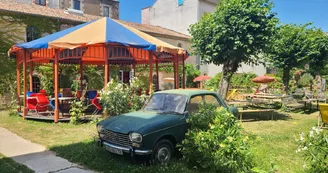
left=238, top=109, right=275, bottom=122
left=49, top=97, right=75, bottom=116
left=301, top=98, right=319, bottom=111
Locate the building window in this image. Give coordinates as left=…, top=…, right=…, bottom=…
left=73, top=0, right=81, bottom=10
left=35, top=0, right=46, bottom=6
left=103, top=6, right=110, bottom=17
left=26, top=26, right=40, bottom=42
left=177, top=43, right=182, bottom=48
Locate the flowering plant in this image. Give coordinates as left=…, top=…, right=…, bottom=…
left=100, top=78, right=149, bottom=116
left=296, top=126, right=328, bottom=172
left=180, top=104, right=253, bottom=172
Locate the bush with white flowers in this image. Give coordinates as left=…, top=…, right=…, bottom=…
left=296, top=126, right=328, bottom=172
left=100, top=78, right=149, bottom=116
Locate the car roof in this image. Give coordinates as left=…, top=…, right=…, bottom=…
left=155, top=89, right=217, bottom=97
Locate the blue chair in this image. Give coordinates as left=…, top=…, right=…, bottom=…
left=87, top=91, right=97, bottom=100
left=27, top=92, right=34, bottom=97
left=50, top=93, right=62, bottom=110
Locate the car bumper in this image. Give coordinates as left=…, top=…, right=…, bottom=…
left=97, top=139, right=152, bottom=156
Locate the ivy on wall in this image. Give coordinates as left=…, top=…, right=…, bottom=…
left=0, top=12, right=61, bottom=96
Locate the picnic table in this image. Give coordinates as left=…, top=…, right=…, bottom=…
left=238, top=109, right=275, bottom=122
left=226, top=100, right=250, bottom=109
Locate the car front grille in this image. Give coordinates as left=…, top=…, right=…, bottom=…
left=101, top=130, right=132, bottom=147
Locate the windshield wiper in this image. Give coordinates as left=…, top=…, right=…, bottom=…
left=158, top=111, right=183, bottom=115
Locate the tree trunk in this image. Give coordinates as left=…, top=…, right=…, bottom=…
left=282, top=68, right=290, bottom=95
left=218, top=62, right=235, bottom=100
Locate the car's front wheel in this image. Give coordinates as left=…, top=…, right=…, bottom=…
left=152, top=139, right=174, bottom=164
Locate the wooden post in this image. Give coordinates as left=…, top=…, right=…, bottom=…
left=80, top=60, right=83, bottom=90
left=54, top=49, right=59, bottom=123
left=104, top=46, right=109, bottom=88
left=156, top=61, right=159, bottom=91
left=173, top=56, right=176, bottom=89
left=29, top=61, right=33, bottom=92
left=23, top=50, right=27, bottom=118
left=177, top=55, right=179, bottom=89
left=149, top=51, right=153, bottom=93
left=182, top=54, right=186, bottom=89
left=16, top=60, right=21, bottom=112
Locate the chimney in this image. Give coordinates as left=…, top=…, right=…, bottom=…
left=141, top=7, right=150, bottom=24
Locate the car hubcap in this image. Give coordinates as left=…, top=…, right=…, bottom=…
left=157, top=146, right=170, bottom=162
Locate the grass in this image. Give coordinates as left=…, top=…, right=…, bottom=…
left=0, top=110, right=318, bottom=173
left=0, top=153, right=34, bottom=173
left=241, top=111, right=317, bottom=173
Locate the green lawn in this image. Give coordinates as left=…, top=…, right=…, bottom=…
left=0, top=110, right=318, bottom=173
left=0, top=153, right=34, bottom=173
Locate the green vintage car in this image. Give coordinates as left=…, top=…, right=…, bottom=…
left=97, top=89, right=237, bottom=163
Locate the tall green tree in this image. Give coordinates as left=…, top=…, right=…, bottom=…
left=266, top=24, right=328, bottom=93
left=189, top=0, right=277, bottom=99
left=306, top=30, right=328, bottom=76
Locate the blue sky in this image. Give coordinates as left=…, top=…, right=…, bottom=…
left=119, top=0, right=328, bottom=31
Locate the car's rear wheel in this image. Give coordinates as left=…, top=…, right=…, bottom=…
left=152, top=139, right=174, bottom=164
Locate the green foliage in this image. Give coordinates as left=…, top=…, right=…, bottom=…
left=185, top=64, right=200, bottom=88
left=0, top=14, right=60, bottom=96
left=35, top=65, right=54, bottom=95
left=190, top=0, right=277, bottom=97
left=181, top=104, right=253, bottom=172
left=266, top=24, right=328, bottom=93
left=100, top=78, right=149, bottom=116
left=298, top=73, right=314, bottom=88
left=69, top=99, right=85, bottom=124
left=296, top=127, right=328, bottom=173
left=206, top=72, right=257, bottom=92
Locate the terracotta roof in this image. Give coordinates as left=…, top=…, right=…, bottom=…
left=0, top=0, right=191, bottom=40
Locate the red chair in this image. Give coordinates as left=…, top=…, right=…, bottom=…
left=27, top=93, right=50, bottom=115
left=39, top=90, right=47, bottom=95
left=91, top=93, right=102, bottom=115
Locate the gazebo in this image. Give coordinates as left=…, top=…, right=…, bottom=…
left=9, top=17, right=188, bottom=123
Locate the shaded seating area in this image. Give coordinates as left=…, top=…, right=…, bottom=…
left=9, top=17, right=188, bottom=122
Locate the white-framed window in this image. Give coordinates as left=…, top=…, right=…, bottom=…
left=103, top=6, right=111, bottom=17
left=35, top=0, right=46, bottom=6
left=73, top=0, right=81, bottom=10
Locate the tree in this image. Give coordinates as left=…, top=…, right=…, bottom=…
left=306, top=30, right=328, bottom=76
left=266, top=24, right=328, bottom=94
left=189, top=0, right=277, bottom=99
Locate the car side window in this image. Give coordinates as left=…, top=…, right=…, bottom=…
left=204, top=95, right=221, bottom=107
left=188, top=95, right=203, bottom=114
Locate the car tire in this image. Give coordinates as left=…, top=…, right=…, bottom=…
left=152, top=139, right=174, bottom=164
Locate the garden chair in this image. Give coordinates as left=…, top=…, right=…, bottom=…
left=50, top=93, right=62, bottom=110
left=318, top=104, right=328, bottom=128
left=27, top=93, right=51, bottom=116
left=91, top=93, right=102, bottom=115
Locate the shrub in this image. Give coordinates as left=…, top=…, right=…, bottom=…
left=185, top=64, right=201, bottom=88
left=205, top=72, right=257, bottom=92
left=69, top=99, right=85, bottom=124
left=296, top=126, right=328, bottom=173
left=100, top=78, right=149, bottom=116
left=181, top=104, right=253, bottom=173
left=298, top=73, right=313, bottom=88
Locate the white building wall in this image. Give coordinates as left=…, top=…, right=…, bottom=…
left=206, top=63, right=266, bottom=77
left=147, top=0, right=199, bottom=35
left=48, top=0, right=60, bottom=8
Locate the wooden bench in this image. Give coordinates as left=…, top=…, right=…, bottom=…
left=238, top=109, right=275, bottom=121
left=281, top=95, right=304, bottom=110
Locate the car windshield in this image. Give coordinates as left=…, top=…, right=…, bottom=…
left=143, top=93, right=188, bottom=114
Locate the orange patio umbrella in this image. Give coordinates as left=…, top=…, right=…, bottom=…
left=193, top=75, right=211, bottom=82
left=252, top=75, right=275, bottom=83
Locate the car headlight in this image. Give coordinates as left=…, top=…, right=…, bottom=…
left=129, top=132, right=142, bottom=143
left=97, top=124, right=104, bottom=133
